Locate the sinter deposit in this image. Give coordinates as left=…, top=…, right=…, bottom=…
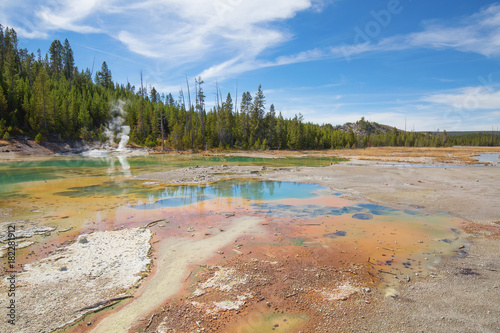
left=0, top=228, right=152, bottom=333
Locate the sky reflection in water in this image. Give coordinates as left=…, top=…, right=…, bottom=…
left=132, top=180, right=327, bottom=209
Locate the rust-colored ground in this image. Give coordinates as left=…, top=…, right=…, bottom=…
left=114, top=195, right=465, bottom=333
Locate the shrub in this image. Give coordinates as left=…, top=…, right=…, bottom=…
left=254, top=138, right=261, bottom=150
left=2, top=132, right=10, bottom=141
left=35, top=133, right=44, bottom=143
left=144, top=136, right=156, bottom=147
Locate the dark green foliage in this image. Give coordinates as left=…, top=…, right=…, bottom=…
left=34, top=132, right=43, bottom=143
left=49, top=40, right=63, bottom=79
left=0, top=25, right=498, bottom=149
left=250, top=85, right=265, bottom=146
left=62, top=39, right=74, bottom=81
left=95, top=61, right=113, bottom=89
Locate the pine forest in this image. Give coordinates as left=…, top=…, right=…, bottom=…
left=1, top=25, right=499, bottom=150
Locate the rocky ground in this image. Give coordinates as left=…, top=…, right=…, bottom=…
left=0, top=137, right=99, bottom=159
left=366, top=236, right=499, bottom=333
left=0, top=227, right=152, bottom=333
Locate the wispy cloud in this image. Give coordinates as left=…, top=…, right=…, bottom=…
left=264, top=83, right=500, bottom=131
left=204, top=3, right=500, bottom=78
left=8, top=1, right=500, bottom=81
left=339, top=4, right=500, bottom=59
left=422, top=86, right=500, bottom=110
left=5, top=0, right=318, bottom=71
left=35, top=0, right=104, bottom=33
left=75, top=43, right=139, bottom=64
left=202, top=4, right=500, bottom=79
left=390, top=4, right=500, bottom=57
left=0, top=0, right=104, bottom=35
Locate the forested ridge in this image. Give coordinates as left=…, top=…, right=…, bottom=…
left=0, top=25, right=499, bottom=150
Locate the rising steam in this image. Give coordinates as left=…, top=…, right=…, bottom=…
left=105, top=100, right=130, bottom=151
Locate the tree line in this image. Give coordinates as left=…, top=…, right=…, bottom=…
left=0, top=25, right=499, bottom=149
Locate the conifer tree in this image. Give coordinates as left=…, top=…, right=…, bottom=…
left=95, top=61, right=112, bottom=89
left=195, top=77, right=206, bottom=147
left=62, top=39, right=74, bottom=81
left=0, top=86, right=7, bottom=121
left=266, top=103, right=276, bottom=148
left=0, top=24, right=5, bottom=67
left=239, top=91, right=252, bottom=146
left=3, top=28, right=19, bottom=106
left=223, top=92, right=234, bottom=146
left=250, top=84, right=265, bottom=145
left=49, top=40, right=63, bottom=79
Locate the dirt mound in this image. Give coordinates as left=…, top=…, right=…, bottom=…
left=0, top=137, right=96, bottom=158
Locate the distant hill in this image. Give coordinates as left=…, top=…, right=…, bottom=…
left=335, top=118, right=396, bottom=136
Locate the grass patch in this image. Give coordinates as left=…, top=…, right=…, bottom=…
left=290, top=238, right=305, bottom=246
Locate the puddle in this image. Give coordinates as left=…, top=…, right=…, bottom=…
left=323, top=230, right=347, bottom=238
left=233, top=311, right=308, bottom=333
left=475, top=153, right=500, bottom=165
left=1, top=172, right=465, bottom=286
left=352, top=213, right=373, bottom=220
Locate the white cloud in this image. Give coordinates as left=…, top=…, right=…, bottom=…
left=422, top=86, right=500, bottom=110
left=35, top=0, right=104, bottom=33
left=218, top=3, right=500, bottom=76
left=402, top=6, right=500, bottom=57
left=11, top=26, right=49, bottom=39
left=11, top=1, right=500, bottom=81
left=5, top=0, right=324, bottom=79
left=201, top=3, right=500, bottom=79
left=264, top=83, right=500, bottom=131
left=364, top=4, right=500, bottom=56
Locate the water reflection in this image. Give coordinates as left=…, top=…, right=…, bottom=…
left=251, top=202, right=407, bottom=219
left=133, top=180, right=324, bottom=209
left=106, top=155, right=132, bottom=177
left=0, top=154, right=344, bottom=187
left=0, top=156, right=134, bottom=188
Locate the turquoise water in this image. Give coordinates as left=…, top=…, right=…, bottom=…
left=0, top=154, right=344, bottom=188
left=133, top=180, right=326, bottom=209
left=0, top=167, right=60, bottom=186
left=251, top=202, right=406, bottom=219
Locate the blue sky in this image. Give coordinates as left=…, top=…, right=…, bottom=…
left=2, top=0, right=500, bottom=131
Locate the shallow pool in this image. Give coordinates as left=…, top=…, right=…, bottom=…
left=132, top=180, right=327, bottom=209
left=475, top=153, right=500, bottom=165
left=0, top=154, right=344, bottom=188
